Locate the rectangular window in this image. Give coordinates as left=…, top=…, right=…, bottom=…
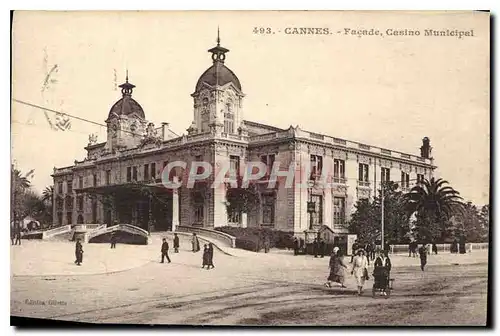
left=194, top=205, right=204, bottom=223
left=57, top=182, right=63, bottom=194
left=229, top=155, right=240, bottom=178
left=224, top=119, right=234, bottom=134
left=91, top=199, right=97, bottom=223
left=151, top=163, right=156, bottom=180
left=67, top=212, right=72, bottom=225
left=401, top=171, right=410, bottom=188
left=77, top=195, right=84, bottom=211
left=333, top=159, right=345, bottom=182
left=144, top=164, right=149, bottom=181
left=93, top=174, right=97, bottom=186
left=310, top=195, right=323, bottom=226
left=310, top=155, right=323, bottom=179
left=57, top=212, right=63, bottom=226
left=333, top=197, right=346, bottom=226
left=359, top=163, right=369, bottom=183
left=381, top=167, right=391, bottom=183
left=67, top=181, right=73, bottom=194
left=227, top=209, right=242, bottom=224
left=417, top=174, right=424, bottom=184
left=105, top=170, right=111, bottom=185
left=78, top=176, right=83, bottom=189
left=132, top=167, right=138, bottom=181
left=127, top=167, right=132, bottom=182
left=262, top=194, right=275, bottom=225
left=56, top=197, right=64, bottom=210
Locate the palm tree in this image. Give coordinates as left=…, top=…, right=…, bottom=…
left=404, top=177, right=464, bottom=241
left=42, top=186, right=54, bottom=205
left=11, top=166, right=32, bottom=191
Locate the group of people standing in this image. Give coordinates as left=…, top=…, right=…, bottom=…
left=325, top=245, right=392, bottom=296
left=160, top=232, right=215, bottom=269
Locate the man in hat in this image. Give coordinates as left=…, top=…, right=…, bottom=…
left=75, top=239, right=83, bottom=266
left=161, top=238, right=171, bottom=263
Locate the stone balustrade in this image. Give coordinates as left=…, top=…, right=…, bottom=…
left=176, top=225, right=236, bottom=248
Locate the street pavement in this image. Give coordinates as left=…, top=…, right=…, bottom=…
left=10, top=234, right=489, bottom=326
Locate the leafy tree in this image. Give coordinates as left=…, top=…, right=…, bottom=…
left=225, top=177, right=262, bottom=214
left=405, top=177, right=464, bottom=242
left=348, top=198, right=378, bottom=243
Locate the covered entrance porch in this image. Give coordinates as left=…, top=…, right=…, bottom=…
left=78, top=182, right=180, bottom=233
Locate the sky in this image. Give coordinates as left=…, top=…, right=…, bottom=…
left=11, top=10, right=490, bottom=205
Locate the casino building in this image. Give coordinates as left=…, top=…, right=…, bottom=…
left=52, top=33, right=436, bottom=239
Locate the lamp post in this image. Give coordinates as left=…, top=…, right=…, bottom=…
left=307, top=180, right=316, bottom=230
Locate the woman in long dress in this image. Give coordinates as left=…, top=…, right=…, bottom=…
left=324, top=247, right=348, bottom=288
left=351, top=248, right=369, bottom=295
left=373, top=250, right=392, bottom=295
left=202, top=244, right=210, bottom=269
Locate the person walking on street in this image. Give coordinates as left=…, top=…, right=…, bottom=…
left=15, top=227, right=22, bottom=246
left=208, top=243, right=215, bottom=269
left=263, top=235, right=271, bottom=253
left=173, top=233, right=180, bottom=253
left=319, top=238, right=325, bottom=258
left=419, top=244, right=428, bottom=271
left=75, top=239, right=84, bottom=266
left=313, top=238, right=319, bottom=257
left=11, top=225, right=15, bottom=246
left=324, top=247, right=348, bottom=288
left=191, top=233, right=200, bottom=252
left=351, top=248, right=369, bottom=295
left=432, top=242, right=438, bottom=255
left=161, top=238, right=171, bottom=263
left=110, top=232, right=117, bottom=249
left=351, top=240, right=360, bottom=263
left=202, top=244, right=210, bottom=269
left=293, top=237, right=299, bottom=256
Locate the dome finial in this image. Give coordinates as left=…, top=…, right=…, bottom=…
left=119, top=69, right=135, bottom=97
left=208, top=29, right=229, bottom=64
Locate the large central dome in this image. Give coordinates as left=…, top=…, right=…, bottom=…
left=195, top=62, right=242, bottom=92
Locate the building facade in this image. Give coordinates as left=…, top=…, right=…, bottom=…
left=52, top=35, right=436, bottom=237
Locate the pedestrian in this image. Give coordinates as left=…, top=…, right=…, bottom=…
left=173, top=233, right=180, bottom=253
left=369, top=241, right=376, bottom=261
left=110, top=232, right=117, bottom=249
left=161, top=238, right=171, bottom=263
left=191, top=233, right=200, bottom=252
left=324, top=247, right=348, bottom=288
left=15, top=227, right=22, bottom=246
left=351, top=248, right=369, bottom=295
left=351, top=239, right=360, bottom=263
left=202, top=244, right=210, bottom=269
left=11, top=225, right=15, bottom=246
left=418, top=244, right=427, bottom=271
left=459, top=236, right=466, bottom=254
left=208, top=243, right=215, bottom=269
left=373, top=250, right=392, bottom=296
left=293, top=237, right=299, bottom=256
left=74, top=239, right=83, bottom=266
left=432, top=242, right=438, bottom=255
left=319, top=238, right=325, bottom=258
left=313, top=238, right=319, bottom=257
left=263, top=235, right=271, bottom=253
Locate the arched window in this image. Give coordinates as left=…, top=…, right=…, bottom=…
left=201, top=97, right=210, bottom=132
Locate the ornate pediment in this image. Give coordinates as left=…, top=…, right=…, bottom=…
left=357, top=155, right=371, bottom=164
left=332, top=184, right=348, bottom=195
left=379, top=159, right=392, bottom=168
left=332, top=149, right=347, bottom=160
left=400, top=163, right=411, bottom=172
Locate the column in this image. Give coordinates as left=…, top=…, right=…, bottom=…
left=172, top=184, right=179, bottom=232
